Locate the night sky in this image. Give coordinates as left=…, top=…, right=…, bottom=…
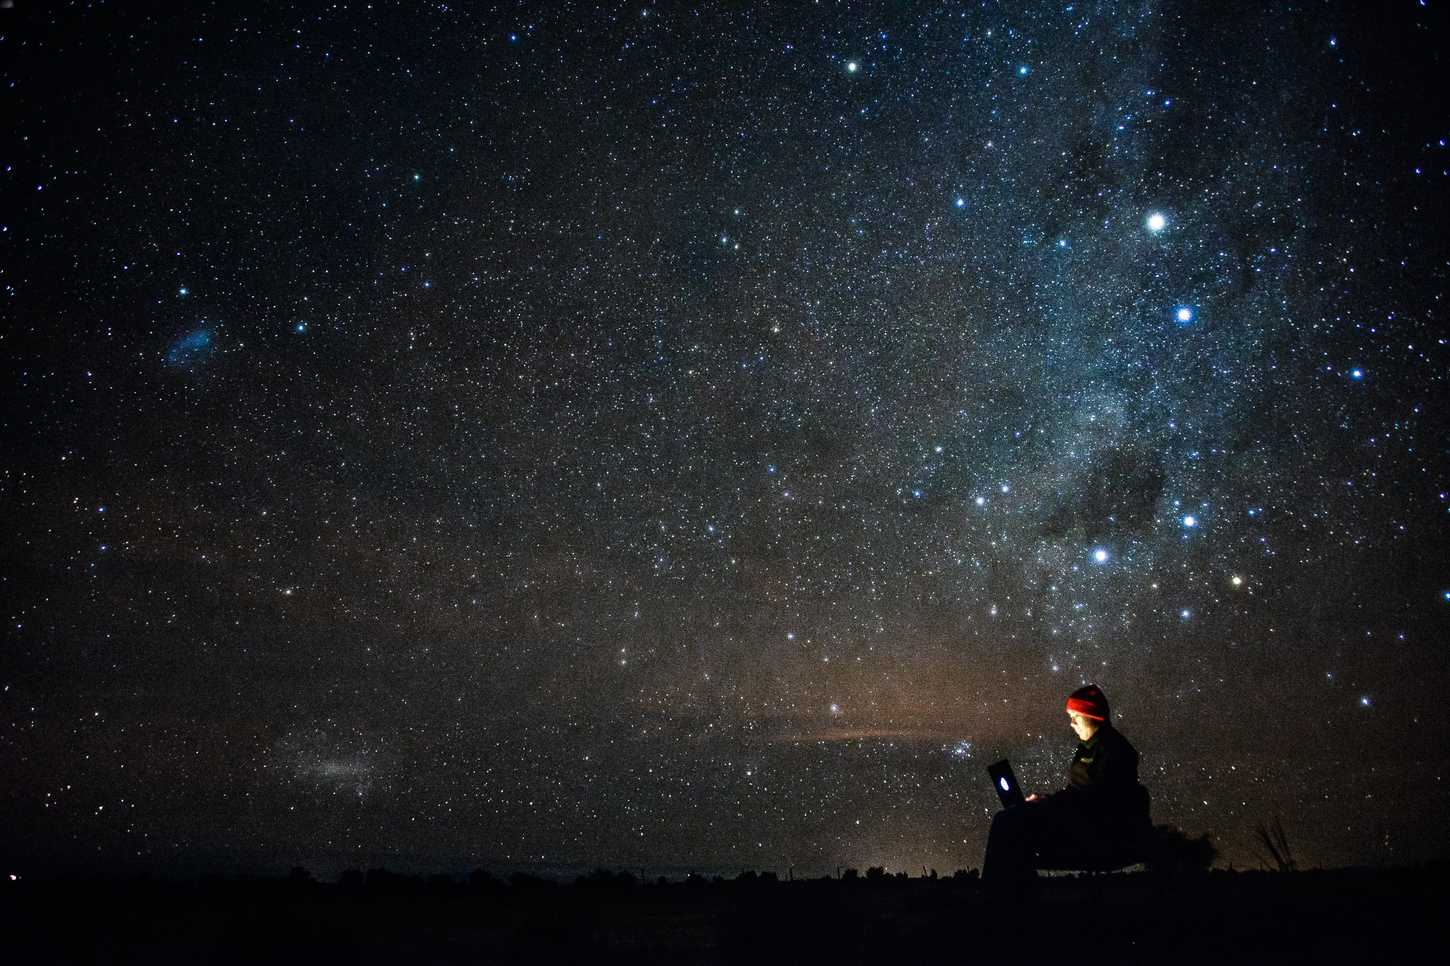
left=3, top=0, right=1449, bottom=879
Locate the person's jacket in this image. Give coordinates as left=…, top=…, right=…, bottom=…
left=1047, top=722, right=1151, bottom=835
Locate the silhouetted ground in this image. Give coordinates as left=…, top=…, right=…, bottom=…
left=3, top=866, right=1446, bottom=963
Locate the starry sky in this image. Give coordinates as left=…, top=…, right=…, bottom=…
left=3, top=0, right=1449, bottom=879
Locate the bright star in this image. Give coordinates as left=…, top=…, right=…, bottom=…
left=1092, top=547, right=1110, bottom=564
left=846, top=60, right=859, bottom=73
left=1146, top=211, right=1167, bottom=232
left=1350, top=368, right=1364, bottom=380
left=1176, top=306, right=1195, bottom=324
left=1182, top=515, right=1197, bottom=528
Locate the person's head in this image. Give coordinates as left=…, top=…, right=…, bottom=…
left=1065, top=684, right=1110, bottom=740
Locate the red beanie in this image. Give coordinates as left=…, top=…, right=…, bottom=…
left=1066, top=684, right=1110, bottom=721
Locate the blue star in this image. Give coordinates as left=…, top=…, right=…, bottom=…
left=1350, top=368, right=1364, bottom=380
left=1091, top=547, right=1110, bottom=564
left=1146, top=211, right=1167, bottom=233
left=1182, top=514, right=1197, bottom=529
left=1174, top=305, right=1195, bottom=325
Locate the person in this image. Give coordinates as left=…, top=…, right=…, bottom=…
left=981, top=684, right=1151, bottom=886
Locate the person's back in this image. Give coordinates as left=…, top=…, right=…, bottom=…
left=1050, top=718, right=1151, bottom=839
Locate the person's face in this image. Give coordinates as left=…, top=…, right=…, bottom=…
left=1068, top=710, right=1099, bottom=741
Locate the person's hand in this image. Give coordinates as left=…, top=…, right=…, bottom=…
left=1025, top=793, right=1043, bottom=803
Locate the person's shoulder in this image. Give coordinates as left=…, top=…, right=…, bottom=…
left=1103, top=723, right=1138, bottom=752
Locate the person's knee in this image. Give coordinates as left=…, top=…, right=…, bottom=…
left=989, top=807, right=1029, bottom=837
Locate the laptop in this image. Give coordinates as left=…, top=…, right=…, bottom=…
left=987, top=759, right=1027, bottom=809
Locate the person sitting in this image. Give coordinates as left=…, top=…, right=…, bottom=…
left=981, top=684, right=1151, bottom=886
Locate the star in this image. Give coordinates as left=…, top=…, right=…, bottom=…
left=1146, top=211, right=1167, bottom=232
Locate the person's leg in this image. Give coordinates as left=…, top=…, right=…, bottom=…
left=1031, top=806, right=1123, bottom=871
left=981, top=807, right=1036, bottom=885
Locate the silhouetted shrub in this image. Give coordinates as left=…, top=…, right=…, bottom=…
left=366, top=868, right=420, bottom=892
left=841, top=868, right=860, bottom=882
left=1253, top=816, right=1297, bottom=872
left=865, top=866, right=888, bottom=882
left=577, top=868, right=638, bottom=889
left=1148, top=825, right=1218, bottom=875
left=468, top=868, right=500, bottom=890
left=338, top=869, right=365, bottom=891
left=509, top=872, right=554, bottom=890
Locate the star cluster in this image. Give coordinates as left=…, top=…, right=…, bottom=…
left=2, top=1, right=1448, bottom=877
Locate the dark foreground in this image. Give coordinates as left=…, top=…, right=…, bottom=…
left=3, top=867, right=1446, bottom=964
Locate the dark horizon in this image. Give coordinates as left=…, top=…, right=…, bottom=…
left=4, top=0, right=1450, bottom=880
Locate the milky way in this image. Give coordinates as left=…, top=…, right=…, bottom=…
left=3, top=1, right=1448, bottom=878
